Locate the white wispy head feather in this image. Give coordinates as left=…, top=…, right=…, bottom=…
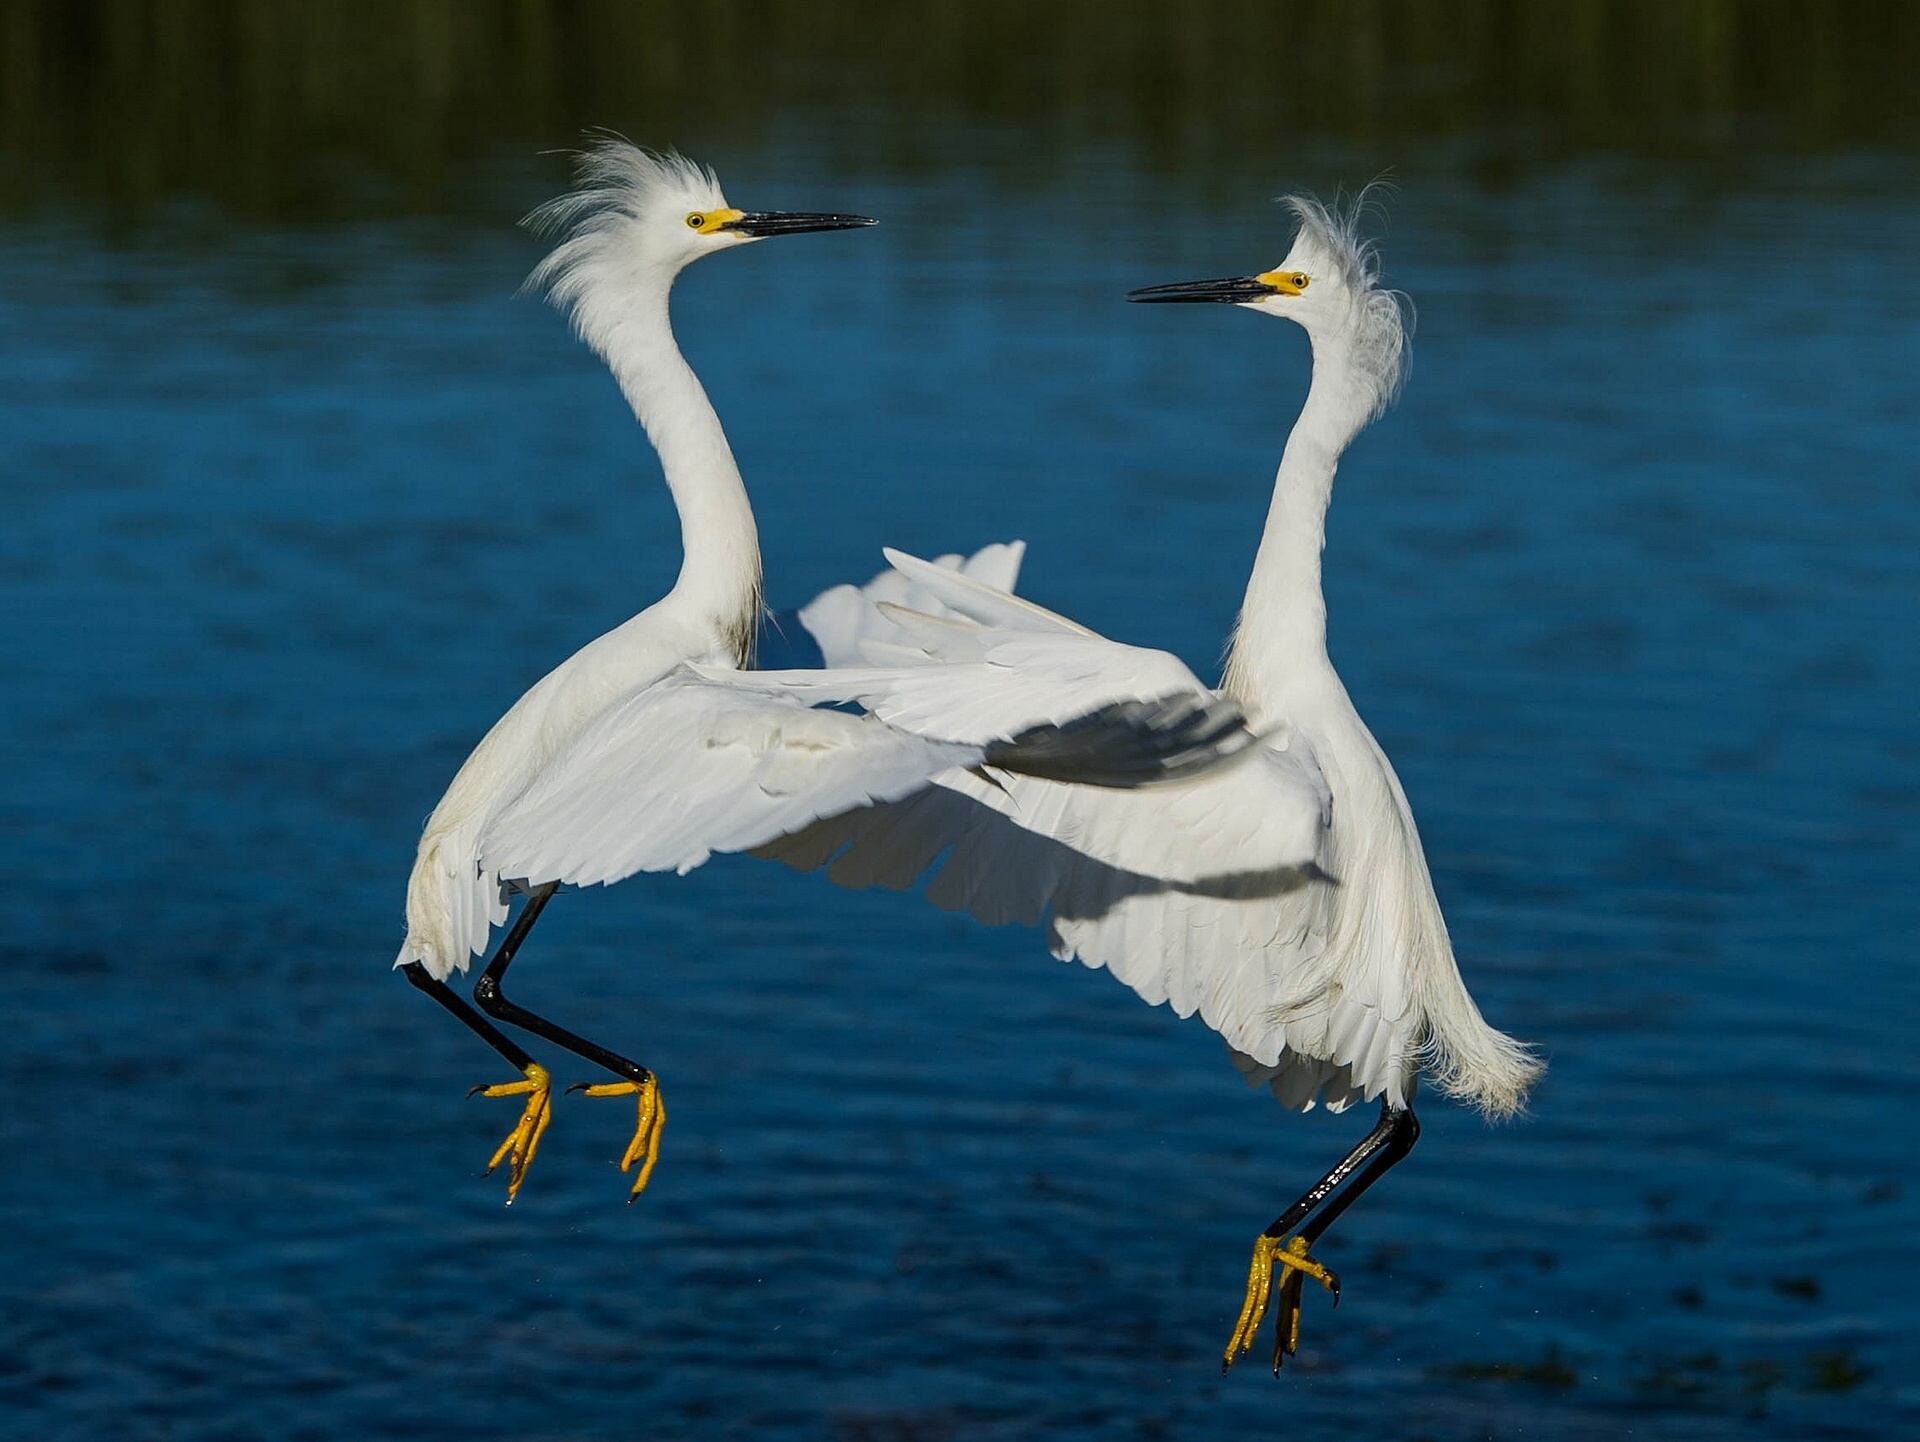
left=522, top=138, right=731, bottom=354
left=1279, top=186, right=1413, bottom=424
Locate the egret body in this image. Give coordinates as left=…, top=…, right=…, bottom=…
left=396, top=143, right=1257, bottom=1203
left=752, top=196, right=1542, bottom=1369
left=396, top=145, right=879, bottom=1200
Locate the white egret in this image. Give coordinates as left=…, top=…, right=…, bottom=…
left=749, top=196, right=1543, bottom=1371
left=396, top=142, right=1256, bottom=1204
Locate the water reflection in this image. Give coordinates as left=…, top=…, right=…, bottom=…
left=2, top=12, right=1917, bottom=1441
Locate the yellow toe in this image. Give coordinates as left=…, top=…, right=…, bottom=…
left=573, top=1075, right=667, bottom=1201
left=475, top=1063, right=552, bottom=1203
left=1222, top=1234, right=1338, bottom=1372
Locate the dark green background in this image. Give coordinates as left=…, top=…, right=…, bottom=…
left=5, top=0, right=1917, bottom=225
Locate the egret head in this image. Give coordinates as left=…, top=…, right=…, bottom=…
left=1128, top=192, right=1409, bottom=421
left=525, top=139, right=875, bottom=333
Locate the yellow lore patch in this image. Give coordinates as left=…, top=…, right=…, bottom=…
left=1255, top=270, right=1311, bottom=295
left=686, top=208, right=746, bottom=234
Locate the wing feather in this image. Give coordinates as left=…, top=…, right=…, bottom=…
left=720, top=631, right=1228, bottom=745
left=479, top=670, right=982, bottom=888
left=759, top=746, right=1417, bottom=1112
left=797, top=541, right=1028, bottom=667
left=879, top=547, right=1093, bottom=636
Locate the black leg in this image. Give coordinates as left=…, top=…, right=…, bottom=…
left=1267, top=1105, right=1420, bottom=1374
left=470, top=881, right=667, bottom=1201
left=401, top=961, right=536, bottom=1074
left=1261, top=1100, right=1419, bottom=1245
left=470, top=882, right=652, bottom=1086
left=1223, top=1098, right=1421, bottom=1374
left=1293, top=1105, right=1420, bottom=1250
left=402, top=944, right=555, bottom=1201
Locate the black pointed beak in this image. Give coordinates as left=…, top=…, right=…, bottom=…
left=721, top=211, right=877, bottom=237
left=1126, top=276, right=1279, bottom=304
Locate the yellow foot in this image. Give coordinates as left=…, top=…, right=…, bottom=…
left=1222, top=1234, right=1341, bottom=1373
left=567, top=1074, right=666, bottom=1202
left=469, top=1062, right=553, bottom=1204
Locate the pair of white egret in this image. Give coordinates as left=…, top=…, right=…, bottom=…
left=395, top=141, right=1539, bottom=1373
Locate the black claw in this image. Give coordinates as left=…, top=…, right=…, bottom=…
left=1329, top=1272, right=1343, bottom=1307
left=565, top=1081, right=593, bottom=1095
left=466, top=1084, right=490, bottom=1099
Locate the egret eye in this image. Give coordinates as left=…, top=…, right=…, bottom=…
left=1292, top=273, right=1310, bottom=290
left=686, top=213, right=705, bottom=230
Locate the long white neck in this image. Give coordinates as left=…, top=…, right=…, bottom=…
left=601, top=271, right=762, bottom=663
left=1222, top=329, right=1371, bottom=718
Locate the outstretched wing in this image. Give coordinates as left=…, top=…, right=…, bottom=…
left=727, top=549, right=1322, bottom=879
left=753, top=547, right=1407, bottom=1112
left=478, top=669, right=981, bottom=887
left=720, top=635, right=1250, bottom=783
left=477, top=661, right=1263, bottom=891
left=757, top=759, right=1405, bottom=1114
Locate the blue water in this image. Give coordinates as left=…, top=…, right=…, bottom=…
left=3, top=148, right=1917, bottom=1439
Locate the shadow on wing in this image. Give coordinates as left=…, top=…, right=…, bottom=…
left=755, top=779, right=1322, bottom=931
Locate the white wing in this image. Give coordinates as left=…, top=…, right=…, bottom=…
left=477, top=668, right=982, bottom=887
left=407, top=549, right=1261, bottom=978
left=798, top=541, right=1028, bottom=667
left=953, top=746, right=1326, bottom=886
left=722, top=629, right=1228, bottom=748
left=757, top=754, right=1411, bottom=1114
left=877, top=545, right=1094, bottom=636
left=754, top=547, right=1413, bottom=1112
left=476, top=662, right=1264, bottom=892
left=777, top=549, right=1241, bottom=753
left=729, top=550, right=1324, bottom=878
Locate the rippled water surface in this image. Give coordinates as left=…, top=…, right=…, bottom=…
left=3, top=123, right=1918, bottom=1439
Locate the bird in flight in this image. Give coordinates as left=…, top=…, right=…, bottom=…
left=395, top=142, right=1256, bottom=1204
left=746, top=194, right=1543, bottom=1372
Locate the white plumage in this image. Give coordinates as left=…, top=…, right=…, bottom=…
left=739, top=552, right=1328, bottom=885
left=394, top=148, right=1536, bottom=1365
left=397, top=143, right=1253, bottom=984
left=396, top=145, right=766, bottom=980
left=756, top=197, right=1541, bottom=1122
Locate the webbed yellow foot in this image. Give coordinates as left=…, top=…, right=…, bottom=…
left=567, top=1074, right=666, bottom=1202
left=1222, top=1233, right=1340, bottom=1373
left=469, top=1062, right=553, bottom=1204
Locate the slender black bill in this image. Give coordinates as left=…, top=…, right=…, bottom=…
left=723, top=210, right=877, bottom=237
left=1127, top=275, right=1277, bottom=304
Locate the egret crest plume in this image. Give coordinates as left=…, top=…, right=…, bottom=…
left=524, top=143, right=730, bottom=343
left=1276, top=189, right=1412, bottom=425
